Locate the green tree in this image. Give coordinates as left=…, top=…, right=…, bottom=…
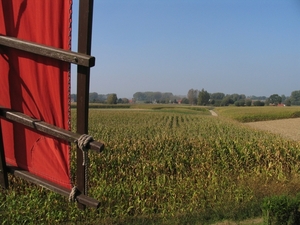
left=245, top=99, right=252, bottom=106
left=285, top=98, right=291, bottom=106
left=290, top=90, right=300, bottom=105
left=268, top=94, right=282, bottom=105
left=281, top=95, right=287, bottom=103
left=107, top=93, right=118, bottom=104
left=234, top=99, right=245, bottom=107
left=133, top=92, right=146, bottom=101
left=187, top=89, right=198, bottom=105
left=230, top=93, right=245, bottom=102
left=253, top=100, right=265, bottom=106
left=220, top=96, right=234, bottom=106
left=234, top=101, right=241, bottom=107
left=211, top=92, right=225, bottom=100
left=71, top=94, right=77, bottom=102
left=89, top=92, right=99, bottom=103
left=117, top=98, right=123, bottom=104
left=197, top=89, right=210, bottom=105
left=122, top=98, right=129, bottom=104
left=181, top=98, right=189, bottom=104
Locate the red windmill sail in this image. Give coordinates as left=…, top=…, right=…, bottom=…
left=0, top=1, right=72, bottom=189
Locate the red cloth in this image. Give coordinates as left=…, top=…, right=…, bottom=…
left=0, top=1, right=72, bottom=189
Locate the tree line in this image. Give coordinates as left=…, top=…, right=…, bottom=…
left=184, top=89, right=300, bottom=106
left=132, top=92, right=183, bottom=103
left=71, top=93, right=129, bottom=104
left=71, top=89, right=300, bottom=106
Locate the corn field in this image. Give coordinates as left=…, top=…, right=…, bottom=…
left=1, top=107, right=300, bottom=224
left=72, top=108, right=300, bottom=221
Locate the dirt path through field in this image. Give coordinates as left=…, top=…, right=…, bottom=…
left=245, top=118, right=300, bottom=141
left=210, top=110, right=218, bottom=116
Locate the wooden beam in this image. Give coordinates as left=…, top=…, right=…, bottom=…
left=76, top=0, right=95, bottom=210
left=0, top=121, right=8, bottom=189
left=0, top=35, right=95, bottom=67
left=6, top=165, right=100, bottom=208
left=0, top=106, right=104, bottom=153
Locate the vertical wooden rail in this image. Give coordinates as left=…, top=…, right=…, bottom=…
left=0, top=122, right=9, bottom=188
left=76, top=0, right=94, bottom=210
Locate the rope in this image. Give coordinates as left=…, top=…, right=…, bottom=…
left=77, top=134, right=94, bottom=152
left=76, top=134, right=93, bottom=166
left=75, top=134, right=94, bottom=195
left=69, top=186, right=78, bottom=202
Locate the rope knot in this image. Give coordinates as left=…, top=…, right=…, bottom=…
left=77, top=134, right=94, bottom=151
left=76, top=134, right=93, bottom=166
left=69, top=186, right=78, bottom=202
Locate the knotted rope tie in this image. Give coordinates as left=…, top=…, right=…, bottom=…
left=69, top=186, right=78, bottom=202
left=75, top=134, right=94, bottom=195
left=76, top=134, right=94, bottom=166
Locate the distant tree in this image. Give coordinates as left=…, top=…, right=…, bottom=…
left=230, top=94, right=246, bottom=102
left=268, top=94, right=282, bottom=105
left=122, top=98, right=129, bottom=104
left=220, top=96, right=234, bottom=106
left=281, top=95, right=287, bottom=103
left=153, top=92, right=162, bottom=101
left=197, top=89, right=210, bottom=105
left=162, top=92, right=173, bottom=102
left=107, top=93, right=117, bottom=104
left=245, top=99, right=252, bottom=106
left=290, top=90, right=300, bottom=105
left=211, top=92, right=225, bottom=100
left=239, top=99, right=246, bottom=106
left=253, top=100, right=265, bottom=106
left=285, top=98, right=291, bottom=106
left=187, top=89, right=198, bottom=105
left=213, top=99, right=222, bottom=106
left=133, top=91, right=175, bottom=102
left=133, top=92, right=146, bottom=101
left=234, top=101, right=241, bottom=107
left=181, top=98, right=189, bottom=104
left=98, top=94, right=107, bottom=103
left=117, top=98, right=123, bottom=104
left=248, top=95, right=267, bottom=101
left=234, top=99, right=245, bottom=107
left=71, top=94, right=77, bottom=102
left=89, top=92, right=99, bottom=102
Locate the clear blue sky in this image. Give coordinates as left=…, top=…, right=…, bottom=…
left=71, top=0, right=300, bottom=99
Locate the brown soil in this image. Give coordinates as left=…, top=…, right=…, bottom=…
left=245, top=118, right=300, bottom=142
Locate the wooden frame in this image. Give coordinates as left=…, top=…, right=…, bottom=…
left=76, top=0, right=95, bottom=210
left=0, top=0, right=101, bottom=209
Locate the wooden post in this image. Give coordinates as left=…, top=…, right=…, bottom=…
left=0, top=121, right=8, bottom=189
left=76, top=0, right=94, bottom=210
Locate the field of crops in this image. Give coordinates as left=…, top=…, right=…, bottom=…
left=215, top=106, right=300, bottom=122
left=1, top=106, right=300, bottom=224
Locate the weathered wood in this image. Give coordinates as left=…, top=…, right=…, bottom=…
left=76, top=0, right=94, bottom=210
left=0, top=121, right=9, bottom=189
left=0, top=106, right=104, bottom=153
left=6, top=165, right=100, bottom=208
left=0, top=35, right=95, bottom=67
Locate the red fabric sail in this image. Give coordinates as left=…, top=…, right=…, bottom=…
left=0, top=1, right=72, bottom=189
